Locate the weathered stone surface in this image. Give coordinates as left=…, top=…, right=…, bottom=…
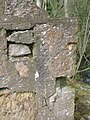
left=33, top=18, right=76, bottom=108
left=35, top=106, right=56, bottom=120
left=9, top=44, right=31, bottom=57
left=50, top=87, right=75, bottom=120
left=35, top=87, right=75, bottom=120
left=33, top=18, right=77, bottom=120
left=7, top=30, right=34, bottom=44
left=0, top=29, right=7, bottom=61
left=0, top=89, right=36, bottom=120
left=0, top=29, right=35, bottom=92
left=0, top=0, right=49, bottom=30
left=34, top=18, right=76, bottom=78
left=15, top=62, right=29, bottom=78
left=0, top=60, right=36, bottom=92
left=0, top=17, right=77, bottom=120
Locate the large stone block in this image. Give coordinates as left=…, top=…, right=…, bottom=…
left=34, top=18, right=77, bottom=79
left=0, top=0, right=49, bottom=30
left=0, top=60, right=36, bottom=92
left=34, top=18, right=77, bottom=120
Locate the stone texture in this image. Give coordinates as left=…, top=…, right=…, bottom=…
left=0, top=29, right=7, bottom=61
left=0, top=14, right=77, bottom=120
left=15, top=62, right=29, bottom=78
left=7, top=30, right=34, bottom=44
left=50, top=87, right=75, bottom=120
left=34, top=18, right=76, bottom=103
left=9, top=44, right=31, bottom=57
left=0, top=29, right=36, bottom=92
left=0, top=0, right=49, bottom=30
left=34, top=18, right=76, bottom=78
left=0, top=89, right=36, bottom=120
left=33, top=18, right=77, bottom=120
left=0, top=60, right=36, bottom=92
left=35, top=87, right=75, bottom=120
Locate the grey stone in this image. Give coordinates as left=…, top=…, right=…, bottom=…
left=0, top=60, right=36, bottom=92
left=7, top=30, right=34, bottom=44
left=35, top=87, right=75, bottom=120
left=34, top=18, right=77, bottom=99
left=9, top=44, right=31, bottom=57
left=35, top=106, right=56, bottom=120
left=34, top=18, right=77, bottom=78
left=87, top=116, right=90, bottom=120
left=34, top=18, right=77, bottom=120
left=0, top=29, right=7, bottom=61
left=52, top=87, right=75, bottom=120
left=0, top=0, right=49, bottom=30
left=0, top=17, right=77, bottom=120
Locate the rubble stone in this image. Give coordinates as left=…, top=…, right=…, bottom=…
left=9, top=44, right=31, bottom=57
left=0, top=1, right=77, bottom=119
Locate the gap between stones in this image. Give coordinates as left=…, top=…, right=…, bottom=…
left=6, top=29, right=35, bottom=59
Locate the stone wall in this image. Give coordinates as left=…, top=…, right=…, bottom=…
left=0, top=0, right=77, bottom=120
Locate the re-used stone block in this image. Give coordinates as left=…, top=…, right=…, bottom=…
left=34, top=18, right=77, bottom=120
left=34, top=18, right=77, bottom=78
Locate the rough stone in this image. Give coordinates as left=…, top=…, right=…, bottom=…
left=9, top=44, right=31, bottom=57
left=0, top=29, right=7, bottom=61
left=15, top=62, right=29, bottom=78
left=51, top=87, right=75, bottom=120
left=0, top=0, right=49, bottom=30
left=0, top=60, right=36, bottom=92
left=34, top=18, right=77, bottom=78
left=33, top=18, right=77, bottom=120
left=7, top=30, right=34, bottom=44
left=34, top=18, right=77, bottom=103
left=35, top=87, right=75, bottom=120
left=0, top=89, right=36, bottom=120
left=0, top=16, right=77, bottom=120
